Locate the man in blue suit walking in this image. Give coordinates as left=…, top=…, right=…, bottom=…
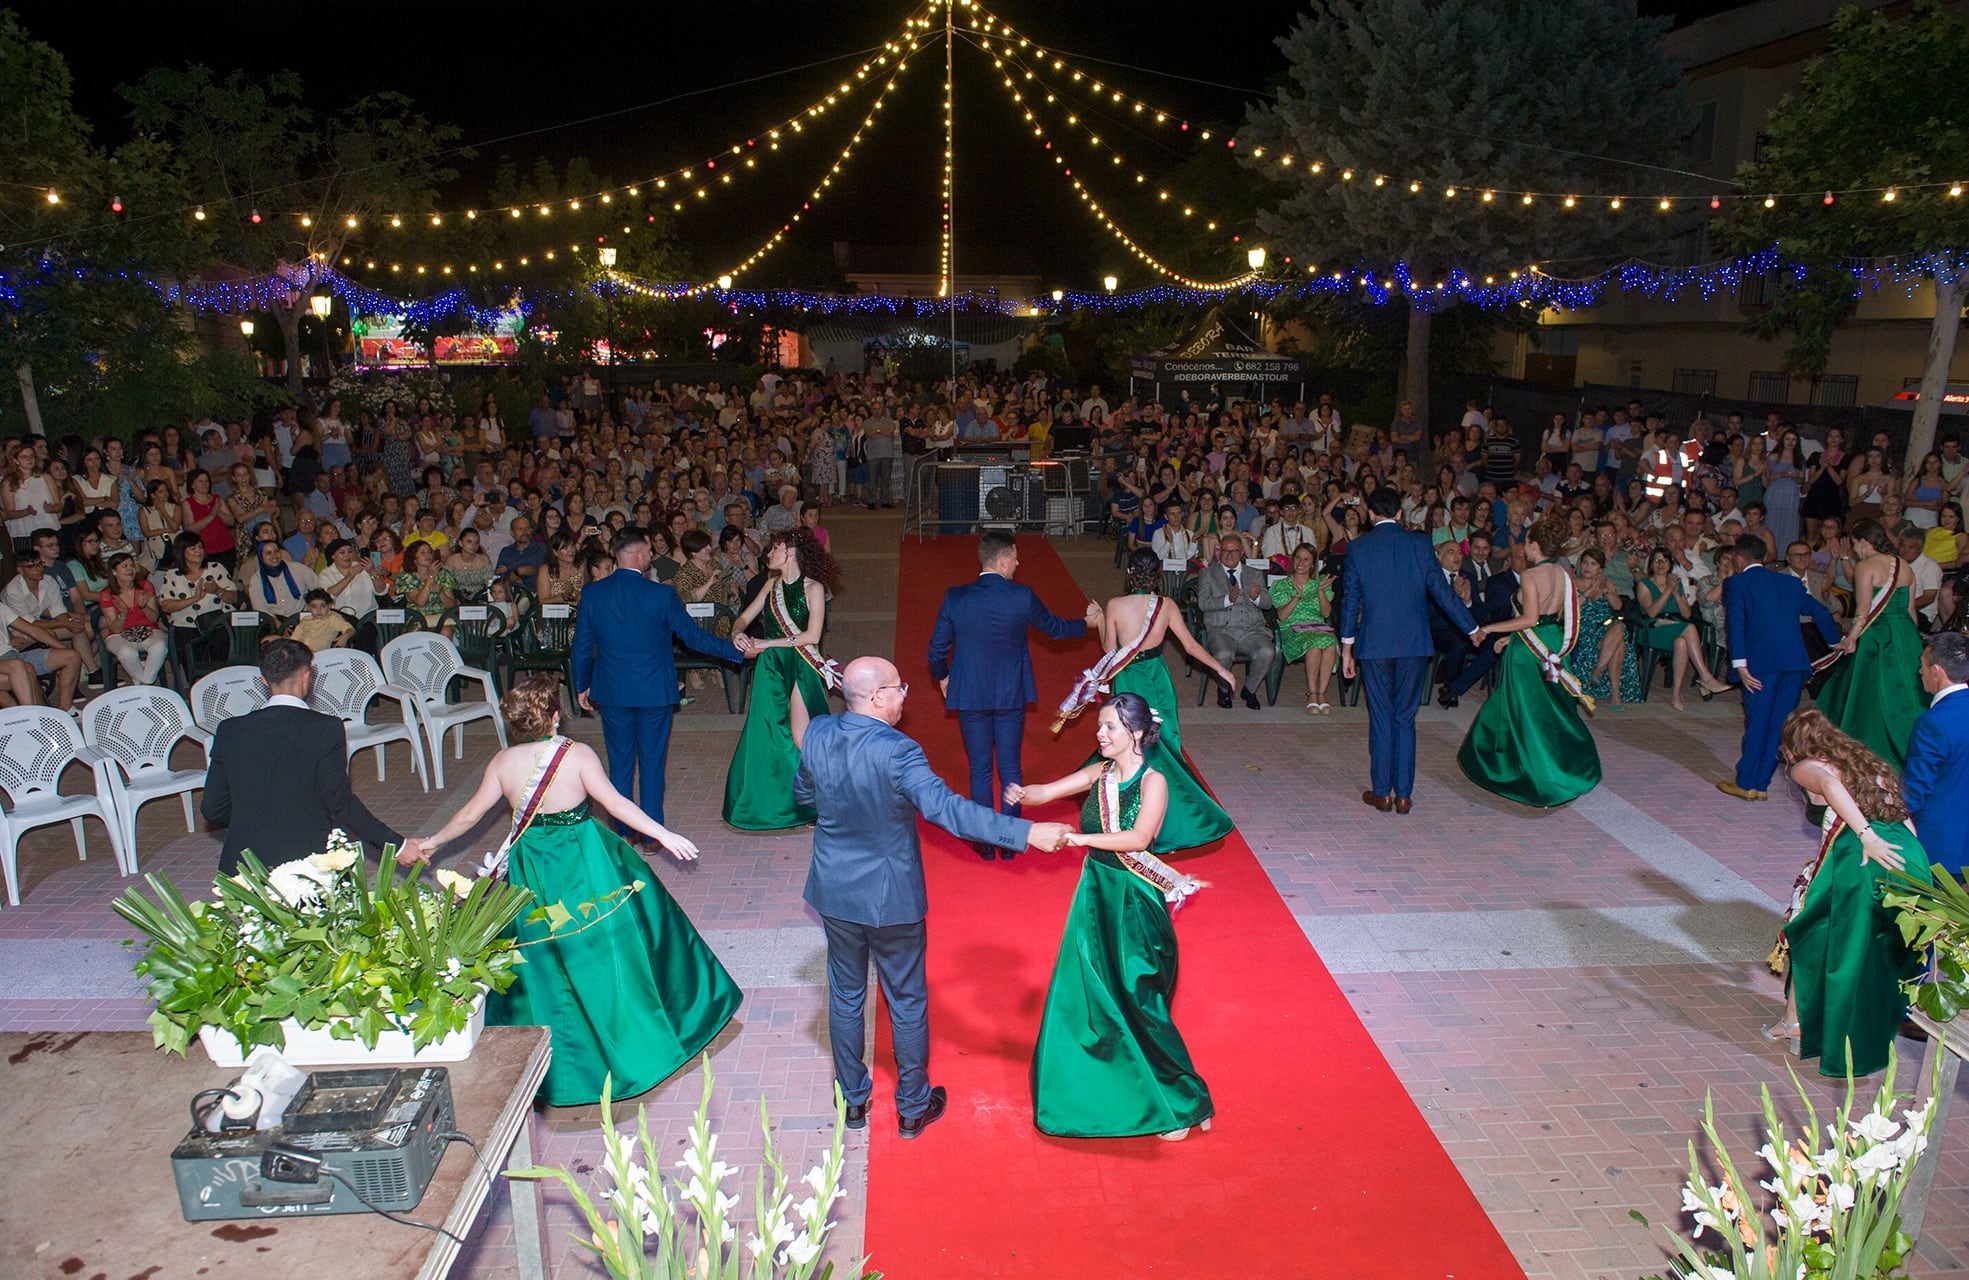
left=927, top=531, right=1099, bottom=859
left=1904, top=632, right=1969, bottom=876
left=1338, top=488, right=1484, bottom=814
left=572, top=525, right=746, bottom=831
left=1718, top=534, right=1842, bottom=800
left=797, top=657, right=1071, bottom=1137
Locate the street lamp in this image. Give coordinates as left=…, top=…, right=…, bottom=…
left=717, top=274, right=733, bottom=291
left=239, top=318, right=255, bottom=337
left=308, top=292, right=333, bottom=379
left=309, top=293, right=332, bottom=321
left=1102, top=275, right=1118, bottom=293
left=1247, top=246, right=1267, bottom=272
left=596, top=246, right=617, bottom=268
left=1050, top=289, right=1064, bottom=302
left=597, top=247, right=619, bottom=367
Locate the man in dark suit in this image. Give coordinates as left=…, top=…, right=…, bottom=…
left=1718, top=534, right=1842, bottom=800
left=202, top=639, right=409, bottom=874
left=1338, top=487, right=1483, bottom=813
left=1905, top=632, right=1969, bottom=876
left=796, top=657, right=1070, bottom=1137
left=927, top=531, right=1096, bottom=859
left=572, top=525, right=745, bottom=829
left=1439, top=543, right=1524, bottom=707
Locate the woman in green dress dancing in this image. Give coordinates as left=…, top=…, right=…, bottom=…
left=723, top=528, right=841, bottom=830
left=1813, top=519, right=1926, bottom=769
left=1457, top=514, right=1602, bottom=807
left=1269, top=544, right=1338, bottom=714
left=1768, top=708, right=1932, bottom=1077
left=1058, top=549, right=1237, bottom=852
left=1008, top=693, right=1213, bottom=1140
left=405, top=675, right=742, bottom=1107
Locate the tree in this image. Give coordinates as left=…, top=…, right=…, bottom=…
left=0, top=10, right=249, bottom=438
left=1238, top=0, right=1694, bottom=433
left=1724, top=0, right=1969, bottom=467
left=122, top=66, right=463, bottom=394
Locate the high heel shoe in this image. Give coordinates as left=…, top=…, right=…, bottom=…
left=1159, top=1117, right=1212, bottom=1141
left=1763, top=1020, right=1801, bottom=1056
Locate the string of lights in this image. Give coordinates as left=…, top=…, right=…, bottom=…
left=953, top=30, right=1257, bottom=290
left=605, top=40, right=928, bottom=296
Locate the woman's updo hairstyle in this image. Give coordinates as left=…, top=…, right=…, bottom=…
left=1108, top=691, right=1161, bottom=752
left=1125, top=547, right=1162, bottom=594
left=502, top=673, right=564, bottom=740
left=1527, top=512, right=1571, bottom=560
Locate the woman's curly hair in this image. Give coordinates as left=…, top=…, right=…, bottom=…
left=774, top=527, right=841, bottom=590
left=1778, top=708, right=1910, bottom=823
left=501, top=673, right=564, bottom=740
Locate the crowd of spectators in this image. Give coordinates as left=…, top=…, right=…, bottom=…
left=1, top=362, right=1963, bottom=715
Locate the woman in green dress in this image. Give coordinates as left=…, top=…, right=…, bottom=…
left=723, top=528, right=840, bottom=830
left=1008, top=693, right=1213, bottom=1140
left=1269, top=543, right=1338, bottom=714
left=1768, top=708, right=1932, bottom=1077
left=405, top=675, right=742, bottom=1107
left=1066, top=549, right=1237, bottom=852
left=1457, top=515, right=1602, bottom=807
left=1813, top=519, right=1926, bottom=769
left=1567, top=547, right=1642, bottom=707
left=1636, top=548, right=1732, bottom=711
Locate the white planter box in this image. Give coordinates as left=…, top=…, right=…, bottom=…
left=197, top=993, right=486, bottom=1068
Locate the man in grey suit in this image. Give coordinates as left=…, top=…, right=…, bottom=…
left=1198, top=531, right=1277, bottom=709
left=795, top=657, right=1070, bottom=1138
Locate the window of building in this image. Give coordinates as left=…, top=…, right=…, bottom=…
left=1810, top=374, right=1859, bottom=408
left=1687, top=103, right=1718, bottom=165
left=1673, top=368, right=1719, bottom=396
left=1737, top=270, right=1774, bottom=310
left=1749, top=371, right=1792, bottom=403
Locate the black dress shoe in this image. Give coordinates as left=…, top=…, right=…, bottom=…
left=999, top=847, right=1017, bottom=861
left=973, top=842, right=997, bottom=861
left=1241, top=689, right=1261, bottom=710
left=898, top=1085, right=947, bottom=1139
left=1436, top=684, right=1458, bottom=709
left=1216, top=687, right=1233, bottom=709
left=845, top=1101, right=869, bottom=1130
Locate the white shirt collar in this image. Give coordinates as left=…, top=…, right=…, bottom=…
left=267, top=693, right=310, bottom=710
left=1936, top=682, right=1968, bottom=707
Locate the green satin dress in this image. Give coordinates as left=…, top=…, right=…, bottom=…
left=1100, top=651, right=1234, bottom=852
left=1785, top=819, right=1932, bottom=1077
left=723, top=581, right=830, bottom=830
left=1031, top=765, right=1214, bottom=1138
left=1814, top=586, right=1926, bottom=769
left=486, top=802, right=743, bottom=1107
left=1457, top=610, right=1602, bottom=807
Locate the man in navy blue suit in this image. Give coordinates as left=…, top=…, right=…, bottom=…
left=797, top=657, right=1070, bottom=1136
left=1718, top=534, right=1841, bottom=800
left=1338, top=488, right=1484, bottom=814
left=1905, top=632, right=1969, bottom=876
left=927, top=530, right=1098, bottom=859
left=572, top=525, right=746, bottom=832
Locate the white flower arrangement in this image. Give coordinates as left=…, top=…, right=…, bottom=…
left=1643, top=1049, right=1941, bottom=1280
left=511, top=1057, right=866, bottom=1280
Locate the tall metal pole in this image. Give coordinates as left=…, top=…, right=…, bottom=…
left=944, top=0, right=957, bottom=390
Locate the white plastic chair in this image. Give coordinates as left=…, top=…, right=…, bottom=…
left=80, top=686, right=212, bottom=871
left=379, top=633, right=508, bottom=788
left=188, top=666, right=269, bottom=736
left=0, top=706, right=130, bottom=905
left=310, top=648, right=430, bottom=792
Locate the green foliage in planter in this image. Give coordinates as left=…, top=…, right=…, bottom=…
left=1884, top=865, right=1969, bottom=1023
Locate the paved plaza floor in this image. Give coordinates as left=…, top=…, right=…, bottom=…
left=4, top=507, right=1964, bottom=1280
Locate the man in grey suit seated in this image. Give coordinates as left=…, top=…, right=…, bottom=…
left=795, top=657, right=1070, bottom=1139
left=1198, top=531, right=1277, bottom=709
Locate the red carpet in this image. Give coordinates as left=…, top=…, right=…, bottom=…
left=861, top=535, right=1526, bottom=1279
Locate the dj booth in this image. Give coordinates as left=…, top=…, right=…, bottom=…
left=905, top=445, right=1093, bottom=539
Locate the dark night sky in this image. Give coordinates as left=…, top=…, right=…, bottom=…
left=18, top=0, right=1755, bottom=288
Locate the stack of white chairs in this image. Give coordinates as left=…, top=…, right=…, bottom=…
left=310, top=649, right=429, bottom=792
left=0, top=706, right=129, bottom=905
left=379, top=633, right=508, bottom=788
left=79, top=687, right=212, bottom=874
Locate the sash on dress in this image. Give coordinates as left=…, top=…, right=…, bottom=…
left=1096, top=760, right=1201, bottom=908
left=481, top=736, right=573, bottom=881
left=1810, top=565, right=1901, bottom=676
left=767, top=580, right=843, bottom=691
left=1516, top=573, right=1596, bottom=713
left=1054, top=596, right=1161, bottom=733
